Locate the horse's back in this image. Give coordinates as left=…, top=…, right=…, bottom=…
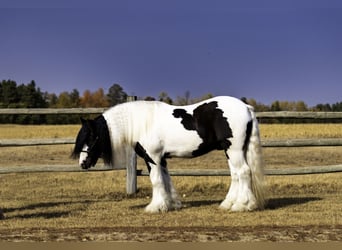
left=184, top=96, right=252, bottom=126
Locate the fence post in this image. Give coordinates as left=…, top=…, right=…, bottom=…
left=126, top=96, right=138, bottom=195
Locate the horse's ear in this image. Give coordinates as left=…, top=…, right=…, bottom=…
left=80, top=118, right=96, bottom=132
left=80, top=118, right=94, bottom=131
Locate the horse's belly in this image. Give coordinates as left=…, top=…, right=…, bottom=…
left=164, top=131, right=204, bottom=158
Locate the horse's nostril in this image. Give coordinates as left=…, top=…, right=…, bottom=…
left=80, top=162, right=88, bottom=169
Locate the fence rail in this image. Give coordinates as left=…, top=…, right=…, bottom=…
left=2, top=138, right=342, bottom=147
left=1, top=109, right=342, bottom=194
left=1, top=164, right=342, bottom=176
left=256, top=111, right=342, bottom=119
left=1, top=108, right=342, bottom=118
left=0, top=108, right=107, bottom=115
left=139, top=164, right=342, bottom=176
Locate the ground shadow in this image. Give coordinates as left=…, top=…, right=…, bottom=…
left=3, top=200, right=94, bottom=213
left=2, top=196, right=323, bottom=219
left=2, top=192, right=138, bottom=220
left=130, top=197, right=322, bottom=211
left=184, top=197, right=322, bottom=210
left=182, top=199, right=221, bottom=209
left=2, top=199, right=95, bottom=220
left=5, top=211, right=70, bottom=219
left=266, top=197, right=322, bottom=210
left=130, top=199, right=221, bottom=210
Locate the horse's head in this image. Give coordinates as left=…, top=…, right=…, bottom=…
left=72, top=116, right=112, bottom=169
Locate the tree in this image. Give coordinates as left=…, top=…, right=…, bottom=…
left=92, top=88, right=109, bottom=107
left=315, top=103, right=332, bottom=112
left=271, top=101, right=281, bottom=111
left=18, top=80, right=47, bottom=108
left=56, top=92, right=73, bottom=108
left=175, top=91, right=191, bottom=105
left=69, top=89, right=80, bottom=107
left=158, top=92, right=173, bottom=104
left=80, top=90, right=92, bottom=107
left=0, top=80, right=48, bottom=123
left=107, top=83, right=127, bottom=106
left=191, top=93, right=214, bottom=103
left=144, top=96, right=156, bottom=101
left=295, top=101, right=308, bottom=111
left=332, top=102, right=342, bottom=111
left=0, top=80, right=18, bottom=107
left=0, top=79, right=47, bottom=108
left=80, top=88, right=109, bottom=107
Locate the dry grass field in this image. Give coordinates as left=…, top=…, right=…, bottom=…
left=0, top=124, right=341, bottom=241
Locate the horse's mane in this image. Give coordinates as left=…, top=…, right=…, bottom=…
left=94, top=115, right=112, bottom=165
left=103, top=101, right=163, bottom=168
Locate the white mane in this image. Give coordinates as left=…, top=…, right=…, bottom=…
left=103, top=101, right=164, bottom=169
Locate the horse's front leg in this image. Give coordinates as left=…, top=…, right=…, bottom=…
left=160, top=158, right=182, bottom=210
left=145, top=157, right=181, bottom=213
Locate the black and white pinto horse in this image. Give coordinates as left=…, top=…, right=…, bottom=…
left=72, top=96, right=266, bottom=212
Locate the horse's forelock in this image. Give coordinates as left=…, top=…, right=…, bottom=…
left=71, top=122, right=90, bottom=158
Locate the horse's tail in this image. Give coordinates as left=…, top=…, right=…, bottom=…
left=246, top=105, right=266, bottom=210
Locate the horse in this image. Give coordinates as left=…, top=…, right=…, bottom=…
left=72, top=96, right=266, bottom=212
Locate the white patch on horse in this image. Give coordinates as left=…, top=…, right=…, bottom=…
left=79, top=145, right=88, bottom=166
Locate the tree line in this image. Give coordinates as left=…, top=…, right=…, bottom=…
left=1, top=79, right=342, bottom=124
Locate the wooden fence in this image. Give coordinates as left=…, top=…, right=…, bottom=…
left=1, top=108, right=342, bottom=194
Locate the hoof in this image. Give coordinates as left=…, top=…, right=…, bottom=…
left=172, top=200, right=182, bottom=210
left=145, top=203, right=169, bottom=213
left=219, top=200, right=233, bottom=210
left=145, top=199, right=182, bottom=213
left=231, top=201, right=258, bottom=212
left=219, top=199, right=258, bottom=212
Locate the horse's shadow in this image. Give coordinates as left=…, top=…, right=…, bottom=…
left=2, top=191, right=129, bottom=220
left=266, top=197, right=322, bottom=210
left=130, top=199, right=222, bottom=210
left=130, top=197, right=322, bottom=211
left=2, top=200, right=94, bottom=220
left=3, top=196, right=322, bottom=219
left=182, top=199, right=221, bottom=209
left=183, top=197, right=322, bottom=210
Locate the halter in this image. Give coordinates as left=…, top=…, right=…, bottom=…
left=81, top=136, right=99, bottom=154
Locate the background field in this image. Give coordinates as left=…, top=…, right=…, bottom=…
left=0, top=124, right=341, bottom=241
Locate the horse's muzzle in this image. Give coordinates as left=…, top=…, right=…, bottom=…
left=80, top=158, right=92, bottom=169
left=80, top=162, right=90, bottom=169
left=80, top=157, right=98, bottom=169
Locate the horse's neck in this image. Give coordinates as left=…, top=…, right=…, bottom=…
left=104, top=102, right=153, bottom=145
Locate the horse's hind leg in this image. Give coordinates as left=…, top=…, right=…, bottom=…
left=220, top=149, right=258, bottom=212
left=219, top=157, right=239, bottom=210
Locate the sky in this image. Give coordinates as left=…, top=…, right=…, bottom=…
left=1, top=0, right=342, bottom=106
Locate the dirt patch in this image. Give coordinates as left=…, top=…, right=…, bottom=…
left=0, top=226, right=341, bottom=242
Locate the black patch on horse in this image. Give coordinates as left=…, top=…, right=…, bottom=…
left=243, top=120, right=253, bottom=153
left=135, top=142, right=155, bottom=172
left=173, top=101, right=233, bottom=157
left=135, top=142, right=172, bottom=173
left=172, top=109, right=196, bottom=130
